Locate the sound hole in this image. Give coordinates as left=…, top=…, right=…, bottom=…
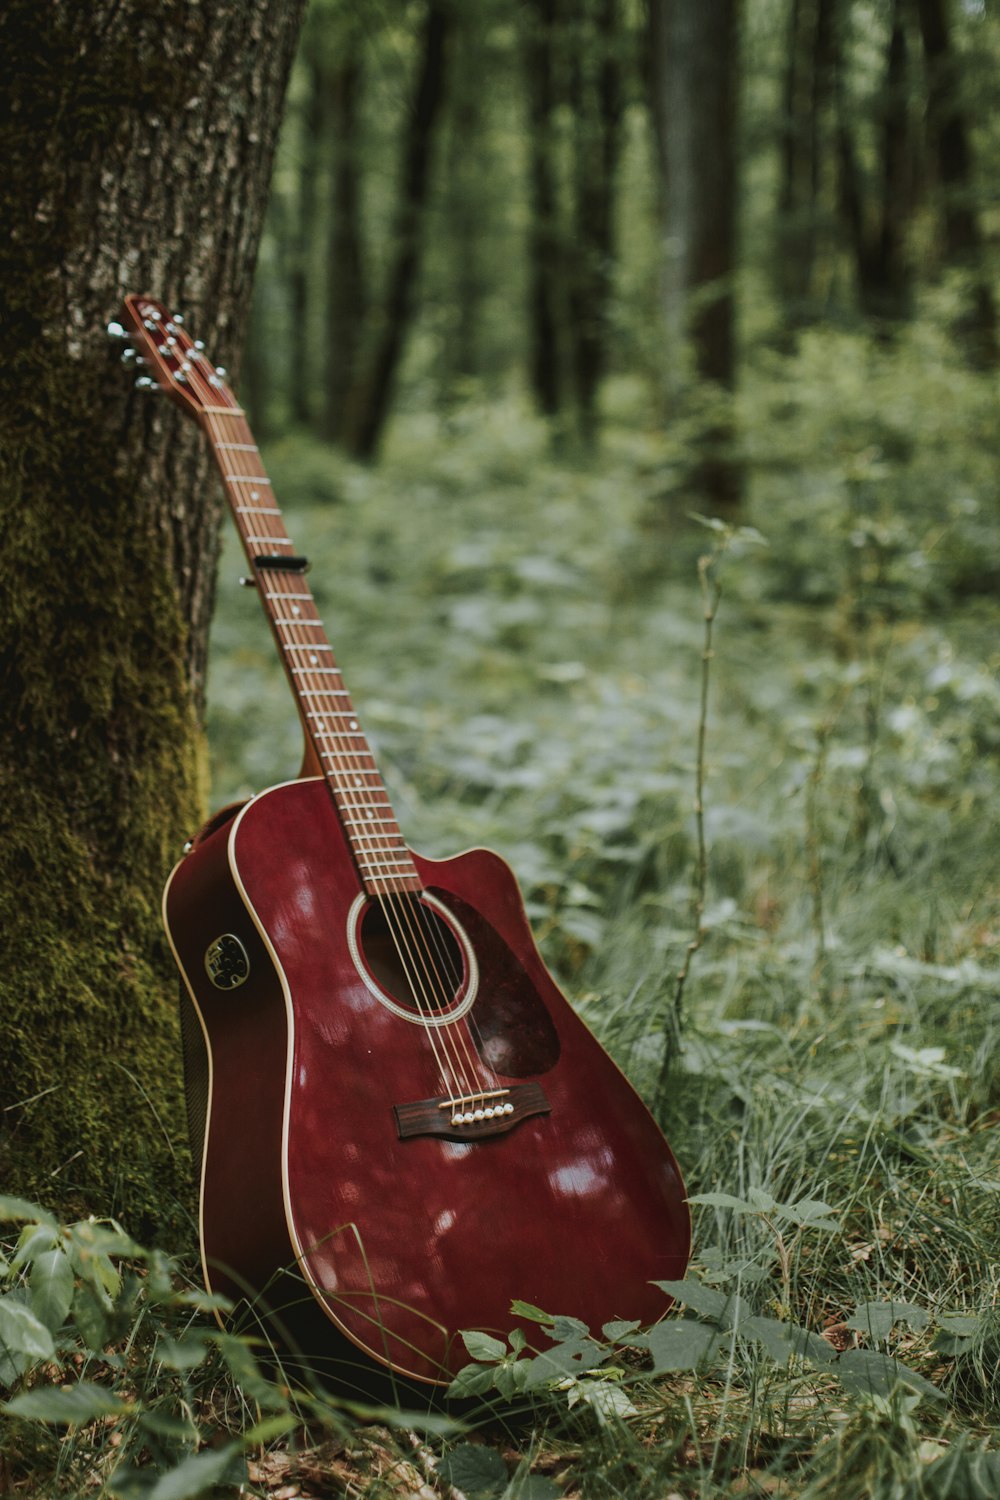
left=358, top=896, right=465, bottom=1014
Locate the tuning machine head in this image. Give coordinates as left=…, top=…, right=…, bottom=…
left=134, top=375, right=160, bottom=393
left=107, top=321, right=130, bottom=341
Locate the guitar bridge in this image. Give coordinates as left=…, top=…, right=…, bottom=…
left=394, top=1083, right=550, bottom=1142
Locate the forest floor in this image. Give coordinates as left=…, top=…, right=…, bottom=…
left=203, top=381, right=1000, bottom=1499
left=3, top=355, right=1000, bottom=1498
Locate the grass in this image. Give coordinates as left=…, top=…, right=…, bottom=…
left=3, top=350, right=1000, bottom=1495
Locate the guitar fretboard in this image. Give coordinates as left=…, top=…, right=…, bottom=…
left=203, top=407, right=420, bottom=897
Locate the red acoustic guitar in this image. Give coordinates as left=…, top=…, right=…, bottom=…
left=115, top=295, right=689, bottom=1398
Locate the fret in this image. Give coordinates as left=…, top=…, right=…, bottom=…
left=355, top=855, right=417, bottom=871
left=195, top=374, right=415, bottom=895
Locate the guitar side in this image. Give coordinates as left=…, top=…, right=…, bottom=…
left=164, top=777, right=689, bottom=1393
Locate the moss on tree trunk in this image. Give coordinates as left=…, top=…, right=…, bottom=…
left=0, top=0, right=306, bottom=1240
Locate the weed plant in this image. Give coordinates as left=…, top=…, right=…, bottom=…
left=3, top=328, right=999, bottom=1495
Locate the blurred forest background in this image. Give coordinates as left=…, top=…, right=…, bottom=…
left=204, top=0, right=1000, bottom=1489
left=5, top=0, right=1000, bottom=1496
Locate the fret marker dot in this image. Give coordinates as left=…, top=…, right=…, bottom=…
left=350, top=719, right=358, bottom=729
left=355, top=777, right=363, bottom=787
left=251, top=490, right=259, bottom=499
left=310, top=653, right=319, bottom=664
left=292, top=605, right=301, bottom=616
left=316, top=719, right=325, bottom=730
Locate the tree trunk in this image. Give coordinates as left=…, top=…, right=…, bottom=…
left=835, top=0, right=914, bottom=324
left=524, top=0, right=567, bottom=424
left=341, top=0, right=452, bottom=461
left=289, top=43, right=326, bottom=429
left=568, top=0, right=623, bottom=443
left=322, top=30, right=368, bottom=445
left=775, top=0, right=836, bottom=319
left=915, top=0, right=998, bottom=364
left=0, top=0, right=305, bottom=1236
left=648, top=0, right=742, bottom=515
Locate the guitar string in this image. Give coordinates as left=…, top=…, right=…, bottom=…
left=200, top=406, right=475, bottom=1102
left=190, top=365, right=498, bottom=1104
left=183, top=355, right=494, bottom=1103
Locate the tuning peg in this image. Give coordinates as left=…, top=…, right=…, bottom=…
left=214, top=366, right=226, bottom=377
left=121, top=348, right=145, bottom=365
left=134, top=376, right=160, bottom=392
left=172, top=313, right=184, bottom=325
left=107, top=321, right=129, bottom=340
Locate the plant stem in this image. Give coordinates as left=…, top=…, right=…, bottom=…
left=658, top=545, right=722, bottom=1106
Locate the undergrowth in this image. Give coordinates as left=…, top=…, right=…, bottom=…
left=4, top=327, right=999, bottom=1495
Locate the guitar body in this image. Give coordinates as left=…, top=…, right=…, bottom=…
left=165, top=777, right=690, bottom=1395
left=118, top=292, right=691, bottom=1400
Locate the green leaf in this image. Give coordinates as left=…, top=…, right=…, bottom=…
left=780, top=1199, right=840, bottom=1232
left=686, top=1192, right=763, bottom=1216
left=834, top=1348, right=943, bottom=1402
left=521, top=1336, right=606, bottom=1389
left=461, top=1330, right=507, bottom=1363
left=645, top=1319, right=725, bottom=1373
left=211, top=1333, right=281, bottom=1408
left=846, top=1301, right=929, bottom=1341
left=439, top=1443, right=508, bottom=1498
left=506, top=1476, right=562, bottom=1500
left=550, top=1315, right=590, bottom=1341
left=446, top=1362, right=500, bottom=1400
left=111, top=1444, right=244, bottom=1500
left=5, top=1381, right=129, bottom=1425
left=156, top=1333, right=211, bottom=1371
left=30, top=1249, right=74, bottom=1333
left=72, top=1280, right=112, bottom=1353
left=11, top=1223, right=59, bottom=1269
left=654, top=1278, right=729, bottom=1322
left=243, top=1411, right=300, bottom=1445
left=510, top=1300, right=554, bottom=1325
left=0, top=1197, right=56, bottom=1228
left=138, top=1410, right=200, bottom=1442
left=738, top=1316, right=835, bottom=1366
left=602, top=1320, right=641, bottom=1342
left=508, top=1328, right=527, bottom=1353
left=0, top=1294, right=56, bottom=1361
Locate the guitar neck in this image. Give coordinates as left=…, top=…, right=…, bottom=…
left=203, top=406, right=421, bottom=897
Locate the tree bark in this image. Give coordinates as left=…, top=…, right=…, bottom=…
left=568, top=0, right=623, bottom=442
left=775, top=0, right=836, bottom=319
left=322, top=28, right=368, bottom=445
left=524, top=0, right=567, bottom=423
left=648, top=0, right=742, bottom=514
left=341, top=0, right=452, bottom=461
left=915, top=0, right=998, bottom=364
left=835, top=0, right=914, bottom=324
left=0, top=0, right=305, bottom=1235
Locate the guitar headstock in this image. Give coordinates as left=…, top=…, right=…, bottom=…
left=110, top=295, right=239, bottom=425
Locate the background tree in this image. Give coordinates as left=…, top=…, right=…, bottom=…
left=0, top=0, right=305, bottom=1235
left=648, top=0, right=743, bottom=514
